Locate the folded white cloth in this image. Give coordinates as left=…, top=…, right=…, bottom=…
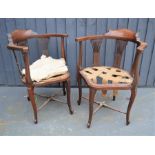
left=22, top=55, right=68, bottom=82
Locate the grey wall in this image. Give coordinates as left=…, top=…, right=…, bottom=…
left=0, top=18, right=155, bottom=87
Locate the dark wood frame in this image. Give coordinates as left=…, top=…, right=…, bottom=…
left=75, top=29, right=147, bottom=128
left=7, top=29, right=73, bottom=124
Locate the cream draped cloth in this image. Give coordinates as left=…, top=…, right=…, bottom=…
left=22, top=55, right=68, bottom=82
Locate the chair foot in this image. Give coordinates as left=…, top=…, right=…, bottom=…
left=126, top=120, right=130, bottom=125
left=63, top=92, right=66, bottom=96
left=87, top=122, right=91, bottom=128
left=113, top=96, right=116, bottom=101
left=69, top=109, right=74, bottom=115
left=27, top=96, right=30, bottom=101
left=34, top=119, right=38, bottom=124
left=77, top=100, right=81, bottom=105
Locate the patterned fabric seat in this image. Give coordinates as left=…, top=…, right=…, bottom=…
left=80, top=66, right=133, bottom=88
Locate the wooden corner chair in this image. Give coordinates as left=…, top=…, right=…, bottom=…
left=7, top=29, right=73, bottom=124
left=75, top=29, right=147, bottom=128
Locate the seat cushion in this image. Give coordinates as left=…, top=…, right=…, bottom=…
left=22, top=55, right=68, bottom=82
left=80, top=66, right=133, bottom=87
left=22, top=72, right=70, bottom=87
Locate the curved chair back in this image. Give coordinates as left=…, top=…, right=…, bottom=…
left=75, top=29, right=147, bottom=86
left=7, top=29, right=68, bottom=85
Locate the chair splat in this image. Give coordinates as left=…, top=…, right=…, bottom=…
left=90, top=39, right=103, bottom=66
left=113, top=40, right=128, bottom=68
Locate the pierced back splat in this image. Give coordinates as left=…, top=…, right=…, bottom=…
left=113, top=40, right=128, bottom=68
left=90, top=39, right=103, bottom=66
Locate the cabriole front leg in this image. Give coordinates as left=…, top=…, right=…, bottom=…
left=27, top=87, right=38, bottom=124
left=126, top=87, right=137, bottom=125
left=87, top=88, right=96, bottom=128
left=66, top=79, right=74, bottom=114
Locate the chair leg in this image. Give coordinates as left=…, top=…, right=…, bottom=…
left=27, top=96, right=30, bottom=101
left=126, top=87, right=137, bottom=125
left=27, top=87, right=38, bottom=124
left=77, top=74, right=82, bottom=105
left=113, top=96, right=116, bottom=101
left=62, top=81, right=66, bottom=96
left=87, top=88, right=96, bottom=128
left=66, top=79, right=74, bottom=114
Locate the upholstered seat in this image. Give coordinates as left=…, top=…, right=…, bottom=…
left=22, top=72, right=70, bottom=87
left=22, top=55, right=68, bottom=82
left=80, top=66, right=133, bottom=89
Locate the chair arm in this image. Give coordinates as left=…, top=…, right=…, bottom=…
left=8, top=44, right=32, bottom=84
left=31, top=33, right=68, bottom=39
left=7, top=44, right=28, bottom=53
left=137, top=41, right=147, bottom=52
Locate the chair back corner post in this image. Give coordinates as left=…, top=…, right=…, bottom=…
left=131, top=42, right=147, bottom=88
left=61, top=36, right=66, bottom=61
left=77, top=41, right=83, bottom=71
